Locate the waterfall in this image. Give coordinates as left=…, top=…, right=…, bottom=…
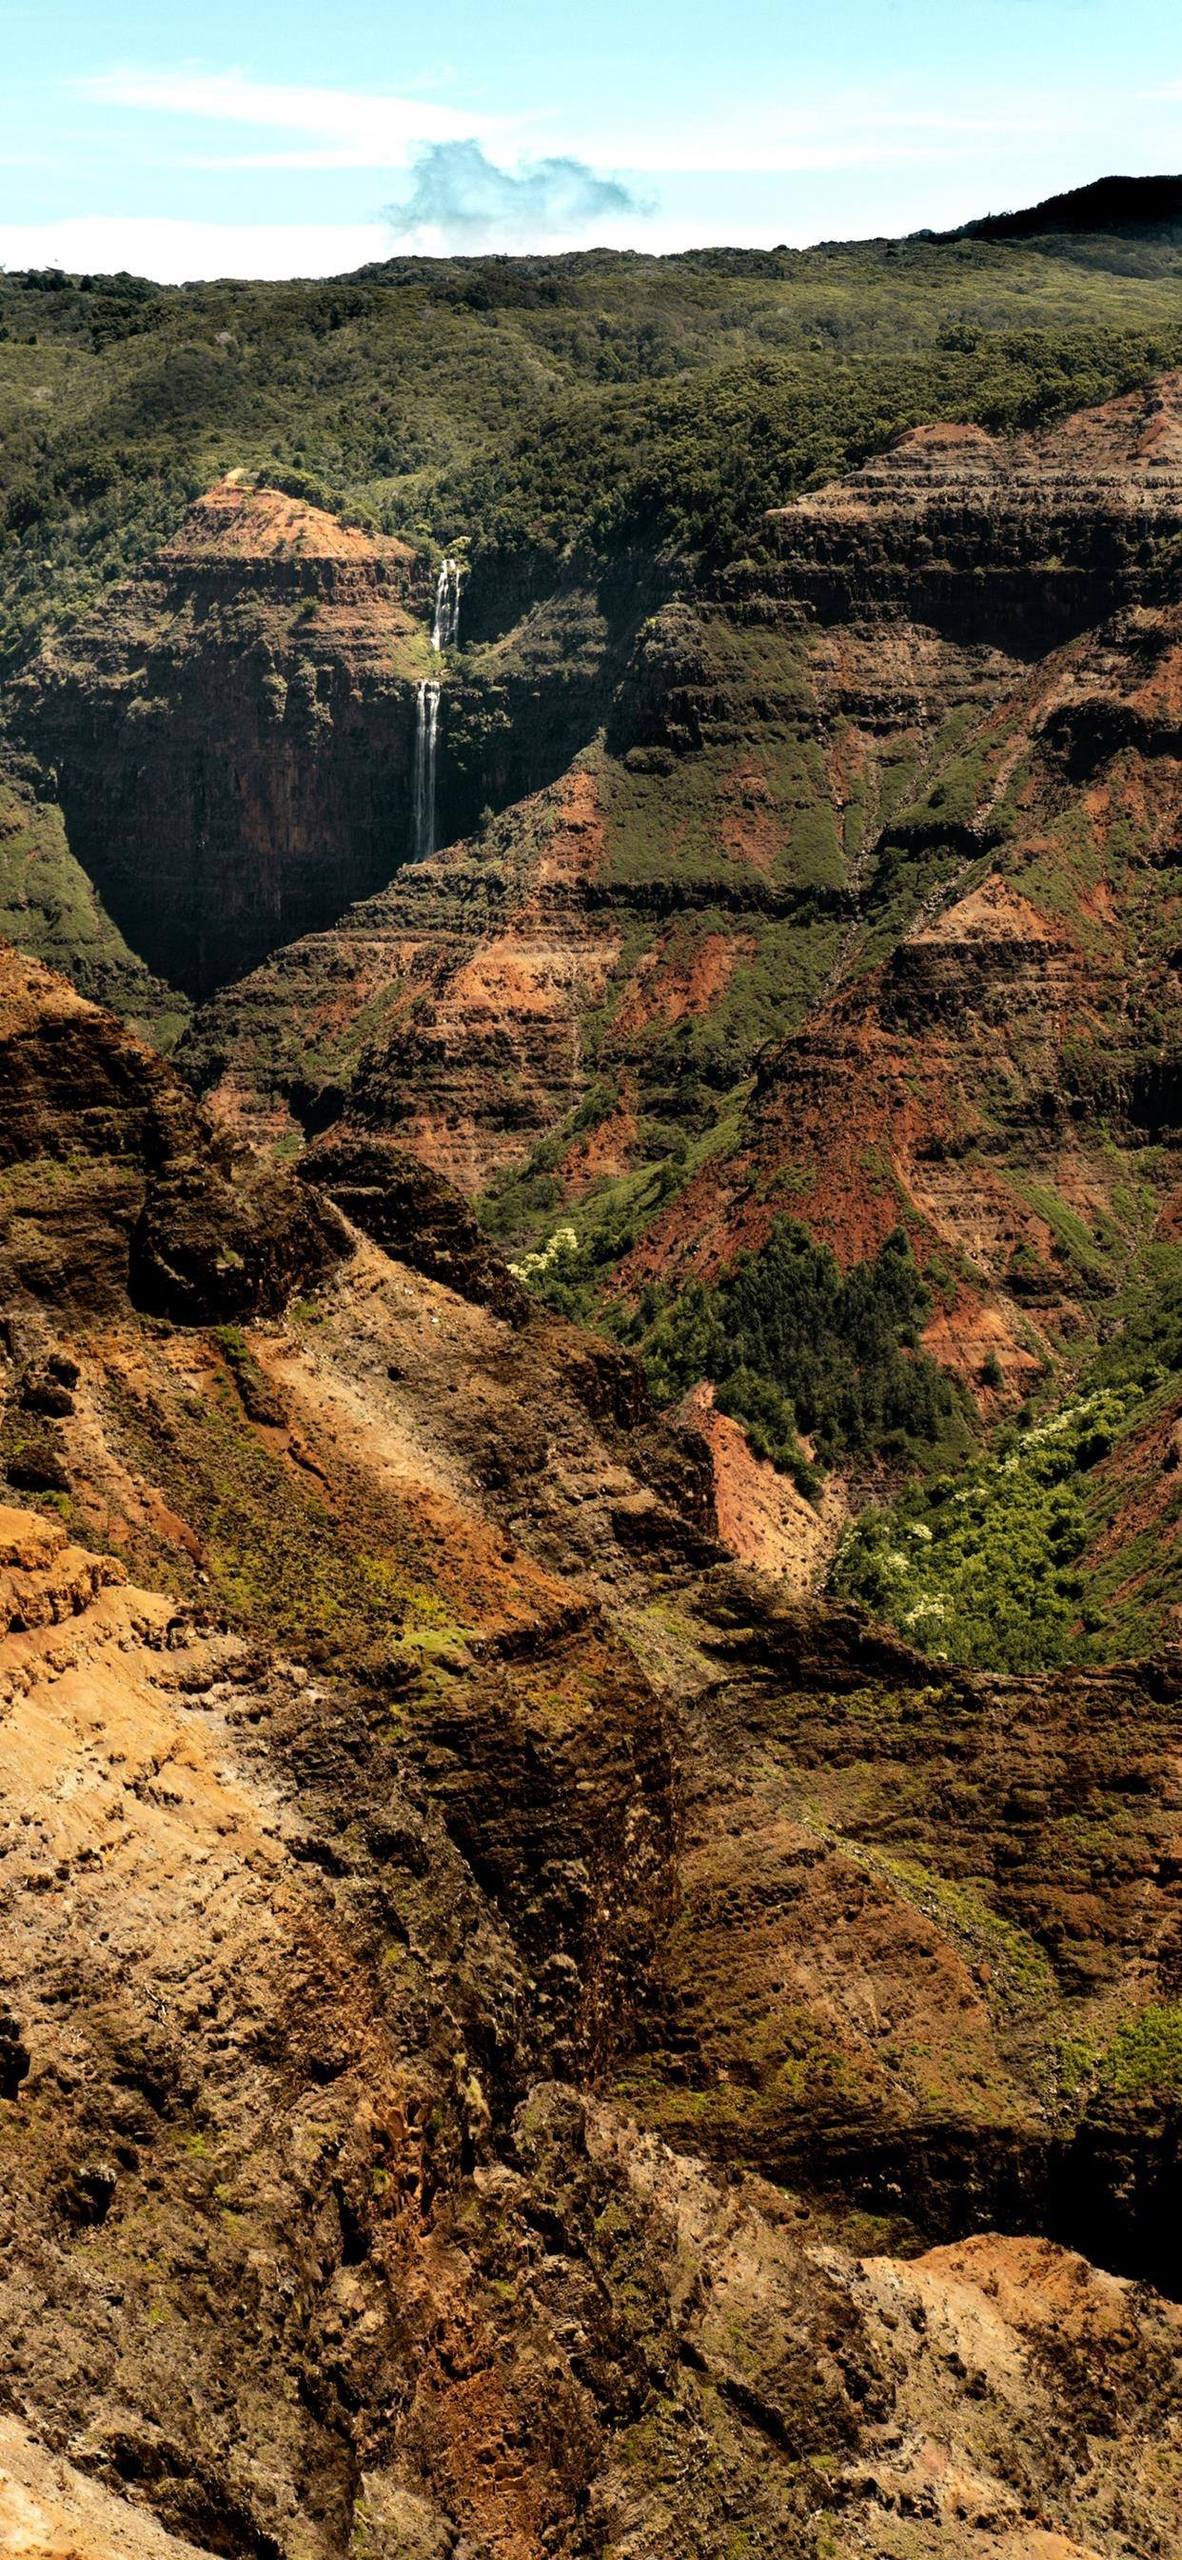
left=412, top=555, right=461, bottom=861
left=412, top=678, right=440, bottom=861
left=431, top=554, right=462, bottom=651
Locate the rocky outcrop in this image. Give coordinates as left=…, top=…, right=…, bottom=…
left=743, top=383, right=1182, bottom=643
left=0, top=2420, right=223, bottom=2560
left=0, top=1306, right=1177, bottom=2556
left=3, top=1502, right=1178, bottom=2560
left=0, top=1366, right=1178, bottom=2554
left=297, top=1126, right=531, bottom=1322
left=0, top=1498, right=123, bottom=1629
left=0, top=945, right=346, bottom=1318
left=10, top=482, right=432, bottom=997
left=621, top=1580, right=1182, bottom=2283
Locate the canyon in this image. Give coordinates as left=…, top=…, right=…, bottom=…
left=2, top=205, right=1182, bottom=2559
left=174, top=383, right=1182, bottom=1497
left=11, top=484, right=432, bottom=999
left=1, top=946, right=1181, bottom=2558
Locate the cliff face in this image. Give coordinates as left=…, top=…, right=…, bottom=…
left=10, top=483, right=433, bottom=999
left=182, top=763, right=633, bottom=1180
left=0, top=945, right=345, bottom=1321
left=2, top=944, right=1181, bottom=2557
left=178, top=600, right=867, bottom=1177
left=616, top=578, right=1182, bottom=1404
left=184, top=380, right=1182, bottom=1282
left=746, top=391, right=1182, bottom=641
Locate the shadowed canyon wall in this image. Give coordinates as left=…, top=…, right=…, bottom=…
left=11, top=484, right=434, bottom=999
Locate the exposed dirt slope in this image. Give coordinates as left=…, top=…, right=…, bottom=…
left=0, top=948, right=1180, bottom=2558
left=2, top=1460, right=1180, bottom=2560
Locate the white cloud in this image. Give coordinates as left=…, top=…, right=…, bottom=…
left=0, top=216, right=392, bottom=283
left=73, top=62, right=1096, bottom=180
left=75, top=66, right=513, bottom=170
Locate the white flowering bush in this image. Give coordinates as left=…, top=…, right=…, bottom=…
left=507, top=1225, right=580, bottom=1284
left=831, top=1386, right=1137, bottom=1669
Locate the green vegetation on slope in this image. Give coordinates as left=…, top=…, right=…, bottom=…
left=440, top=325, right=1182, bottom=577
left=832, top=1389, right=1133, bottom=1668
left=3, top=231, right=1182, bottom=662
left=833, top=1236, right=1182, bottom=1668
left=520, top=1215, right=955, bottom=1495
left=6, top=218, right=1182, bottom=1681
left=0, top=763, right=188, bottom=1046
left=635, top=1221, right=956, bottom=1491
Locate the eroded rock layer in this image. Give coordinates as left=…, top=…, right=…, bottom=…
left=0, top=945, right=345, bottom=1320
left=10, top=483, right=432, bottom=998
left=183, top=378, right=1182, bottom=1364
left=0, top=947, right=1180, bottom=2558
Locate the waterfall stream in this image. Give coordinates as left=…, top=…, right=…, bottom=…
left=412, top=555, right=461, bottom=861
left=432, top=555, right=462, bottom=651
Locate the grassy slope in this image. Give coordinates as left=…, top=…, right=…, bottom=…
left=830, top=1242, right=1182, bottom=1668
left=0, top=764, right=188, bottom=1047
left=4, top=232, right=1182, bottom=663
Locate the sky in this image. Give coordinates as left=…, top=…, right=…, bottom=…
left=1, top=0, right=1180, bottom=281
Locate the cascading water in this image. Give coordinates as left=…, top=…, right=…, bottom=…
left=412, top=555, right=461, bottom=861
left=412, top=680, right=440, bottom=862
left=432, top=555, right=462, bottom=652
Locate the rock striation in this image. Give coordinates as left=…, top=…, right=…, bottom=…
left=619, top=586, right=1182, bottom=1409
left=750, top=385, right=1182, bottom=640
left=182, top=378, right=1182, bottom=1331
left=0, top=941, right=1181, bottom=2554
left=0, top=945, right=346, bottom=1319
left=1, top=941, right=1182, bottom=2554
left=10, top=482, right=432, bottom=998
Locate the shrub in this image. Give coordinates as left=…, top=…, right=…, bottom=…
left=831, top=1385, right=1138, bottom=1668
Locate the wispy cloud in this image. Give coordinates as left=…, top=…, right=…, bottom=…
left=71, top=71, right=649, bottom=250
left=75, top=66, right=509, bottom=168
left=72, top=62, right=1110, bottom=186
left=58, top=53, right=1146, bottom=282
left=385, top=141, right=647, bottom=249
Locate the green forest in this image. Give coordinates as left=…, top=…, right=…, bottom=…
left=4, top=218, right=1182, bottom=659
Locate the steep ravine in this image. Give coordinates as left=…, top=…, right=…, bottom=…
left=1, top=944, right=1181, bottom=2554
left=182, top=377, right=1182, bottom=1278
left=8, top=486, right=652, bottom=1009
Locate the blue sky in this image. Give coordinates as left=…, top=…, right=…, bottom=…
left=2, top=0, right=1181, bottom=279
